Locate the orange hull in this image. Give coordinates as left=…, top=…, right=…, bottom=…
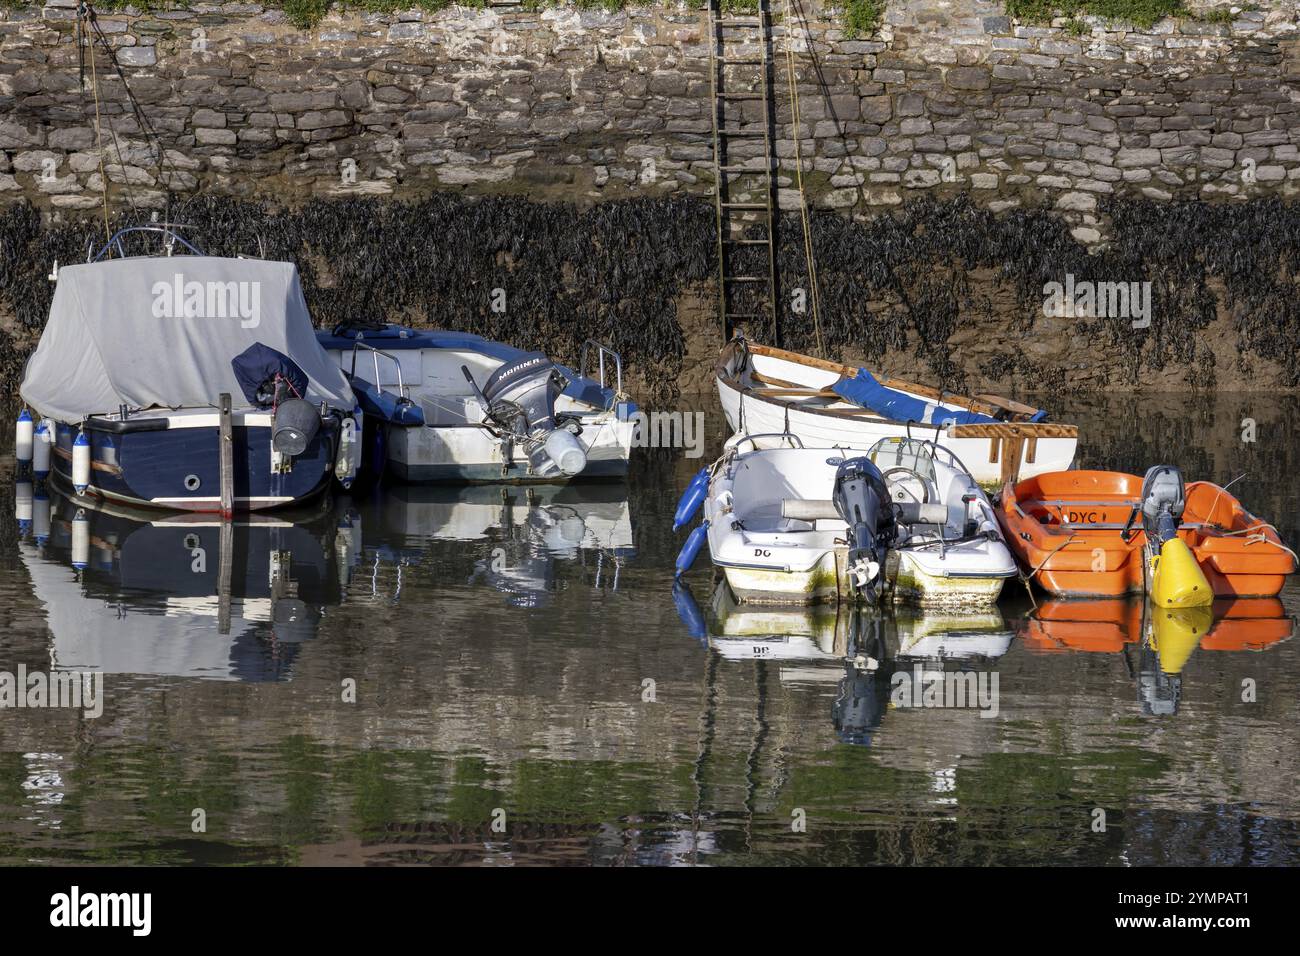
left=1020, top=597, right=1294, bottom=654
left=996, top=471, right=1295, bottom=598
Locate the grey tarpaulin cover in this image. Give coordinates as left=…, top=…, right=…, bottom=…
left=20, top=256, right=354, bottom=422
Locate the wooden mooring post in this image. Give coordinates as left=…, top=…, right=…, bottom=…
left=217, top=392, right=234, bottom=633
left=218, top=393, right=234, bottom=518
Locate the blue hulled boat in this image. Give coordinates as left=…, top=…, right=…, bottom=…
left=19, top=488, right=344, bottom=681
left=18, top=227, right=361, bottom=513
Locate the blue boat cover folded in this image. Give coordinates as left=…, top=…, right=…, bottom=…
left=831, top=369, right=1010, bottom=426
left=232, top=343, right=309, bottom=408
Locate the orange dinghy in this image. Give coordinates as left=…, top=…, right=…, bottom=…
left=997, top=470, right=1295, bottom=599
left=1019, top=597, right=1294, bottom=654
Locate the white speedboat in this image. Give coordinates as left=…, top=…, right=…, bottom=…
left=715, top=339, right=1078, bottom=487
left=677, top=434, right=1017, bottom=607
left=317, top=325, right=636, bottom=483
left=891, top=606, right=1014, bottom=662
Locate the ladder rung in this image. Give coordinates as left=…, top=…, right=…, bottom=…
left=718, top=164, right=767, bottom=172
left=718, top=92, right=766, bottom=100
left=723, top=237, right=772, bottom=245
left=719, top=202, right=769, bottom=209
left=717, top=58, right=766, bottom=65
left=716, top=17, right=763, bottom=26
left=717, top=129, right=768, bottom=137
left=724, top=276, right=767, bottom=283
left=723, top=312, right=771, bottom=319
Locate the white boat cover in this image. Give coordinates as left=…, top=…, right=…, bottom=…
left=20, top=256, right=353, bottom=422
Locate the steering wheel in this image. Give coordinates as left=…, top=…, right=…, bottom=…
left=881, top=466, right=930, bottom=505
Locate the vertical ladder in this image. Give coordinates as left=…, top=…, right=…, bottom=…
left=707, top=0, right=780, bottom=346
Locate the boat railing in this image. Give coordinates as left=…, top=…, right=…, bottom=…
left=89, top=225, right=206, bottom=262
left=580, top=340, right=623, bottom=394
left=730, top=432, right=804, bottom=454
left=350, top=342, right=410, bottom=403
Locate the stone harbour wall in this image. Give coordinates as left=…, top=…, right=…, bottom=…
left=0, top=1, right=1297, bottom=245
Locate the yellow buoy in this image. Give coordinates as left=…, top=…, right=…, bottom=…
left=1149, top=537, right=1212, bottom=608
left=1149, top=605, right=1213, bottom=674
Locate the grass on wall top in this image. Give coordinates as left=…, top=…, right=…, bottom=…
left=0, top=0, right=884, bottom=35
left=0, top=0, right=1245, bottom=33
left=1006, top=0, right=1257, bottom=28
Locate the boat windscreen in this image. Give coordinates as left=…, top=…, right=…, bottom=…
left=866, top=437, right=938, bottom=487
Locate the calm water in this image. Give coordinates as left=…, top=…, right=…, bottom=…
left=0, top=391, right=1298, bottom=866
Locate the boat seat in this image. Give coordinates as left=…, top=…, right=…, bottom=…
left=742, top=501, right=830, bottom=533
left=414, top=391, right=486, bottom=427
left=782, top=498, right=947, bottom=525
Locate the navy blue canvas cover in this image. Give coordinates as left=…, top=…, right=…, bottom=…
left=231, top=343, right=309, bottom=408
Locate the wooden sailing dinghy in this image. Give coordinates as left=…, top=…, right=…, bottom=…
left=714, top=339, right=1078, bottom=487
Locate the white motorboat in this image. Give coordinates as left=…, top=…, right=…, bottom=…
left=676, top=434, right=1017, bottom=607
left=317, top=325, right=636, bottom=483
left=715, top=339, right=1078, bottom=487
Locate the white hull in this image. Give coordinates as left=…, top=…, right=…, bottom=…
left=718, top=377, right=1075, bottom=486
left=386, top=411, right=636, bottom=483
left=704, top=442, right=1017, bottom=608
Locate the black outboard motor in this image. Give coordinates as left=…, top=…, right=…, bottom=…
left=465, top=353, right=586, bottom=478
left=832, top=610, right=888, bottom=746
left=832, top=662, right=888, bottom=746
left=832, top=457, right=897, bottom=603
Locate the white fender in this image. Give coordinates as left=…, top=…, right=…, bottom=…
left=32, top=488, right=50, bottom=546
left=15, top=409, right=33, bottom=464
left=72, top=430, right=91, bottom=494
left=15, top=479, right=32, bottom=533
left=32, top=420, right=52, bottom=477
left=71, top=508, right=90, bottom=570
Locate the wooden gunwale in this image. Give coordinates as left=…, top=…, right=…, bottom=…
left=715, top=339, right=1078, bottom=438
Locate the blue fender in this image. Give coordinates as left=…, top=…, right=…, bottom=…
left=674, top=520, right=709, bottom=578
left=672, top=466, right=710, bottom=532
left=672, top=580, right=707, bottom=642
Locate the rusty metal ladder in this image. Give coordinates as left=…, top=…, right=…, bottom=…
left=707, top=0, right=780, bottom=346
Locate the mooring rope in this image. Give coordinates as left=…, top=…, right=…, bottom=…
left=782, top=0, right=824, bottom=357
left=82, top=7, right=113, bottom=242
left=79, top=1, right=183, bottom=236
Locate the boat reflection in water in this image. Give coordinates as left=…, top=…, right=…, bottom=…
left=355, top=484, right=635, bottom=607
left=16, top=485, right=345, bottom=682
left=701, top=581, right=1013, bottom=745
left=1019, top=597, right=1295, bottom=715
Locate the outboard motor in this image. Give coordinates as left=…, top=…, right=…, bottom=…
left=832, top=610, right=888, bottom=746
left=832, top=457, right=896, bottom=603
left=1123, top=464, right=1211, bottom=608
left=832, top=662, right=887, bottom=746
left=1138, top=464, right=1186, bottom=547
left=465, top=353, right=586, bottom=479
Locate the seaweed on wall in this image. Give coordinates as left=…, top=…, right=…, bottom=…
left=2, top=193, right=1299, bottom=400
